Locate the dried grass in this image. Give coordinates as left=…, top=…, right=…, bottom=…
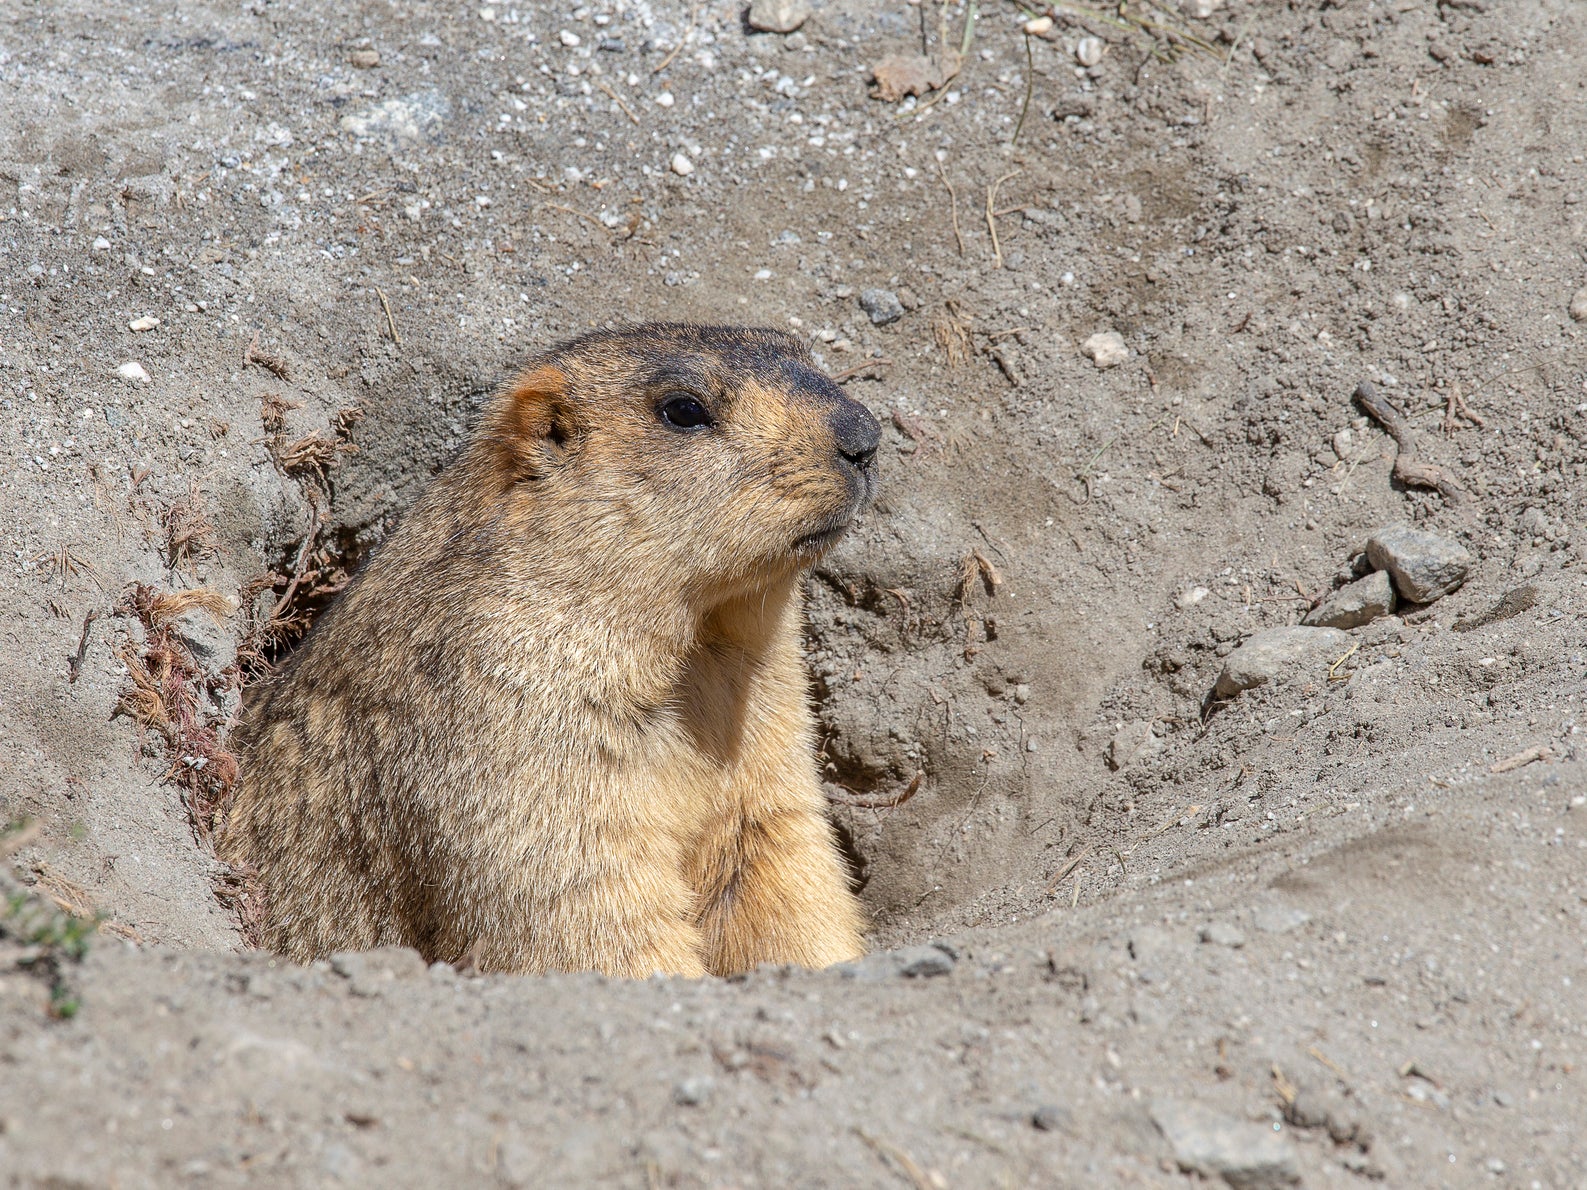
left=114, top=583, right=240, bottom=841
left=159, top=482, right=217, bottom=571
left=932, top=308, right=973, bottom=368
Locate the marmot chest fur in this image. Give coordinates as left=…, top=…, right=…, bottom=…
left=221, top=323, right=880, bottom=977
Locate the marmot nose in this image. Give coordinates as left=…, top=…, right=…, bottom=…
left=831, top=400, right=880, bottom=472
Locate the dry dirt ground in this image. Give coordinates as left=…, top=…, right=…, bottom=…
left=2, top=0, right=1585, bottom=1185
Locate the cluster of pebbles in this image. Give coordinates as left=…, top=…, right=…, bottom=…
left=1214, top=523, right=1472, bottom=702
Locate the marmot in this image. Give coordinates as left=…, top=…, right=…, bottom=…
left=220, top=323, right=880, bottom=978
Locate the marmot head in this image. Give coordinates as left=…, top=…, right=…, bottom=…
left=477, top=323, right=881, bottom=603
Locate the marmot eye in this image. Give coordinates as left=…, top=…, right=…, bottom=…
left=659, top=394, right=712, bottom=430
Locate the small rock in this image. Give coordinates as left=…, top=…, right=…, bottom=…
left=174, top=607, right=236, bottom=673
left=1214, top=626, right=1351, bottom=698
left=1365, top=523, right=1472, bottom=603
left=1284, top=1080, right=1371, bottom=1147
left=895, top=944, right=956, bottom=978
left=558, top=29, right=581, bottom=47
left=1023, top=16, right=1054, bottom=37
left=1105, top=721, right=1163, bottom=771
left=1075, top=37, right=1105, bottom=67
left=104, top=406, right=128, bottom=427
left=116, top=362, right=150, bottom=383
left=669, top=152, right=695, bottom=176
left=1331, top=426, right=1354, bottom=460
left=835, top=943, right=956, bottom=981
left=1251, top=906, right=1311, bottom=935
left=339, top=91, right=450, bottom=146
left=92, top=236, right=111, bottom=251
left=128, top=315, right=160, bottom=332
left=1032, top=1104, right=1072, bottom=1132
left=859, top=288, right=904, bottom=326
left=747, top=0, right=811, bottom=34
left=1570, top=288, right=1587, bottom=323
left=1184, top=0, right=1226, bottom=16
left=348, top=49, right=381, bottom=68
left=1150, top=1098, right=1300, bottom=1189
left=330, top=947, right=428, bottom=997
left=1302, top=570, right=1395, bottom=630
left=1082, top=330, right=1128, bottom=368
left=672, top=1077, right=713, bottom=1106
left=1175, top=586, right=1210, bottom=609
left=1198, top=922, right=1246, bottom=949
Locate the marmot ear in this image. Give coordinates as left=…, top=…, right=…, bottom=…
left=489, top=365, right=579, bottom=481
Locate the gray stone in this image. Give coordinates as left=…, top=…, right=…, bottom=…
left=330, top=946, right=428, bottom=997
left=859, top=287, right=904, bottom=325
left=834, top=943, right=956, bottom=981
left=174, top=608, right=236, bottom=673
left=1302, top=569, right=1395, bottom=630
left=338, top=90, right=450, bottom=146
left=1198, top=921, right=1246, bottom=948
left=747, top=0, right=810, bottom=33
left=1570, top=287, right=1587, bottom=322
left=1150, top=1098, right=1300, bottom=1189
left=671, top=1076, right=713, bottom=1106
left=1105, top=721, right=1163, bottom=771
left=1214, top=626, right=1352, bottom=699
left=1032, top=1104, right=1073, bottom=1132
left=1365, top=524, right=1472, bottom=603
left=895, top=944, right=956, bottom=978
left=1251, top=906, right=1311, bottom=935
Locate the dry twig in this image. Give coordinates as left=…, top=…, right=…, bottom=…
left=243, top=331, right=291, bottom=380
left=933, top=159, right=964, bottom=256
left=596, top=80, right=641, bottom=125
left=830, top=357, right=894, bottom=384
left=985, top=169, right=1021, bottom=268
left=827, top=771, right=925, bottom=811
left=376, top=287, right=400, bottom=345
left=1353, top=380, right=1466, bottom=504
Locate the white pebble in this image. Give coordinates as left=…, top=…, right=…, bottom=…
left=1082, top=330, right=1128, bottom=369
left=559, top=29, right=580, bottom=47
left=116, top=361, right=150, bottom=383
left=92, top=236, right=111, bottom=251
left=655, top=91, right=675, bottom=108
left=670, top=153, right=695, bottom=176
left=1076, top=37, right=1104, bottom=67
left=1175, top=586, right=1210, bottom=609
left=128, top=316, right=160, bottom=332
left=1023, top=16, right=1053, bottom=36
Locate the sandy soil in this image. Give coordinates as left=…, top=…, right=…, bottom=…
left=2, top=0, right=1584, bottom=1185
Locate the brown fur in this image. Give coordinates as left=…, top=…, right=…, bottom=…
left=220, top=324, right=879, bottom=978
